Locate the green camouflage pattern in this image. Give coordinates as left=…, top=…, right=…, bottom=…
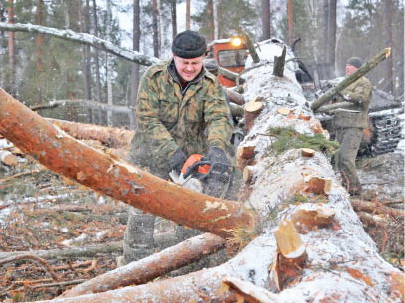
left=334, top=76, right=372, bottom=128
left=129, top=59, right=234, bottom=178
left=333, top=76, right=372, bottom=195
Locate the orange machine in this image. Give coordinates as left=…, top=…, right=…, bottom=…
left=207, top=37, right=248, bottom=87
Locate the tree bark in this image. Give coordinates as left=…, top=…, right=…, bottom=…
left=225, top=88, right=245, bottom=105
left=91, top=0, right=102, bottom=124
left=60, top=233, right=225, bottom=297
left=272, top=45, right=286, bottom=77
left=0, top=89, right=257, bottom=239
left=152, top=0, right=160, bottom=58
left=383, top=0, right=394, bottom=93
left=130, top=0, right=141, bottom=127
left=287, top=0, right=293, bottom=46
left=261, top=0, right=271, bottom=40
left=325, top=0, right=337, bottom=77
left=7, top=0, right=16, bottom=95
left=78, top=0, right=93, bottom=123
left=170, top=0, right=177, bottom=38
left=311, top=48, right=391, bottom=111
left=37, top=0, right=45, bottom=72
left=185, top=0, right=190, bottom=30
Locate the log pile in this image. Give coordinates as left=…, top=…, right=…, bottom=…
left=0, top=40, right=403, bottom=302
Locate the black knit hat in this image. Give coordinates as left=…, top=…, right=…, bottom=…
left=346, top=57, right=363, bottom=68
left=172, top=30, right=207, bottom=59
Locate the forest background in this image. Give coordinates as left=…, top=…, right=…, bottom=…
left=0, top=0, right=403, bottom=129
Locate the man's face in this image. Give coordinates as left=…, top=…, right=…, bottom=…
left=173, top=54, right=205, bottom=82
left=345, top=64, right=357, bottom=75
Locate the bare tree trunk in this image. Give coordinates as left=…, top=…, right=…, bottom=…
left=37, top=0, right=44, bottom=72
left=287, top=0, right=293, bottom=46
left=92, top=0, right=102, bottom=124
left=213, top=0, right=219, bottom=40
left=261, top=0, right=271, bottom=40
left=208, top=0, right=214, bottom=41
left=7, top=0, right=16, bottom=95
left=152, top=0, right=160, bottom=58
left=106, top=0, right=113, bottom=126
left=79, top=0, right=93, bottom=123
left=170, top=0, right=177, bottom=39
left=383, top=0, right=394, bottom=93
left=325, top=0, right=336, bottom=78
left=185, top=0, right=190, bottom=30
left=130, top=0, right=141, bottom=129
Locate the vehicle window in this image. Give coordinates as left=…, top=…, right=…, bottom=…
left=218, top=50, right=247, bottom=68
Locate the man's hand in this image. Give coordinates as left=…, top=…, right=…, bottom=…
left=169, top=148, right=187, bottom=172
left=207, top=147, right=229, bottom=165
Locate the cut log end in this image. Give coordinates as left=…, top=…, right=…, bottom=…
left=270, top=220, right=307, bottom=292
left=303, top=176, right=332, bottom=195
left=237, top=145, right=256, bottom=169
left=277, top=107, right=291, bottom=116
left=0, top=151, right=19, bottom=166
left=291, top=205, right=336, bottom=233
left=301, top=148, right=316, bottom=157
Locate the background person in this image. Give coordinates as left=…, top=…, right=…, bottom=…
left=332, top=57, right=372, bottom=195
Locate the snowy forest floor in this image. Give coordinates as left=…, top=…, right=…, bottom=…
left=0, top=138, right=403, bottom=302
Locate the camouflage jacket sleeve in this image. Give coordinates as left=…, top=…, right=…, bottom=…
left=339, top=77, right=372, bottom=107
left=136, top=68, right=179, bottom=158
left=204, top=75, right=234, bottom=152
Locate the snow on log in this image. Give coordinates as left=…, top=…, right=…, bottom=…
left=0, top=89, right=256, bottom=239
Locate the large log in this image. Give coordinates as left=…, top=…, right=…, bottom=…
left=311, top=48, right=391, bottom=111
left=0, top=89, right=257, bottom=239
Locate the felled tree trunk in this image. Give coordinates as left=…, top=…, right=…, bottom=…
left=59, top=233, right=225, bottom=297
left=0, top=89, right=257, bottom=240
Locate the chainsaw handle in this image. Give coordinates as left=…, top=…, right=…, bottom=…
left=183, top=161, right=212, bottom=179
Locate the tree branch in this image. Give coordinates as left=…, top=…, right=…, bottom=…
left=0, top=22, right=160, bottom=66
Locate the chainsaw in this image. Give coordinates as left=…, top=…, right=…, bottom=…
left=169, top=154, right=233, bottom=199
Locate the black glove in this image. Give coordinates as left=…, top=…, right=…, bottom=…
left=207, top=147, right=229, bottom=165
left=169, top=148, right=187, bottom=172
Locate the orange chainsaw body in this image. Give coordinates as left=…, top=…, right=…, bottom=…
left=181, top=154, right=210, bottom=175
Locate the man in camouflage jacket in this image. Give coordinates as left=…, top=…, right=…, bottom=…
left=122, top=30, right=234, bottom=264
left=333, top=57, right=372, bottom=195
